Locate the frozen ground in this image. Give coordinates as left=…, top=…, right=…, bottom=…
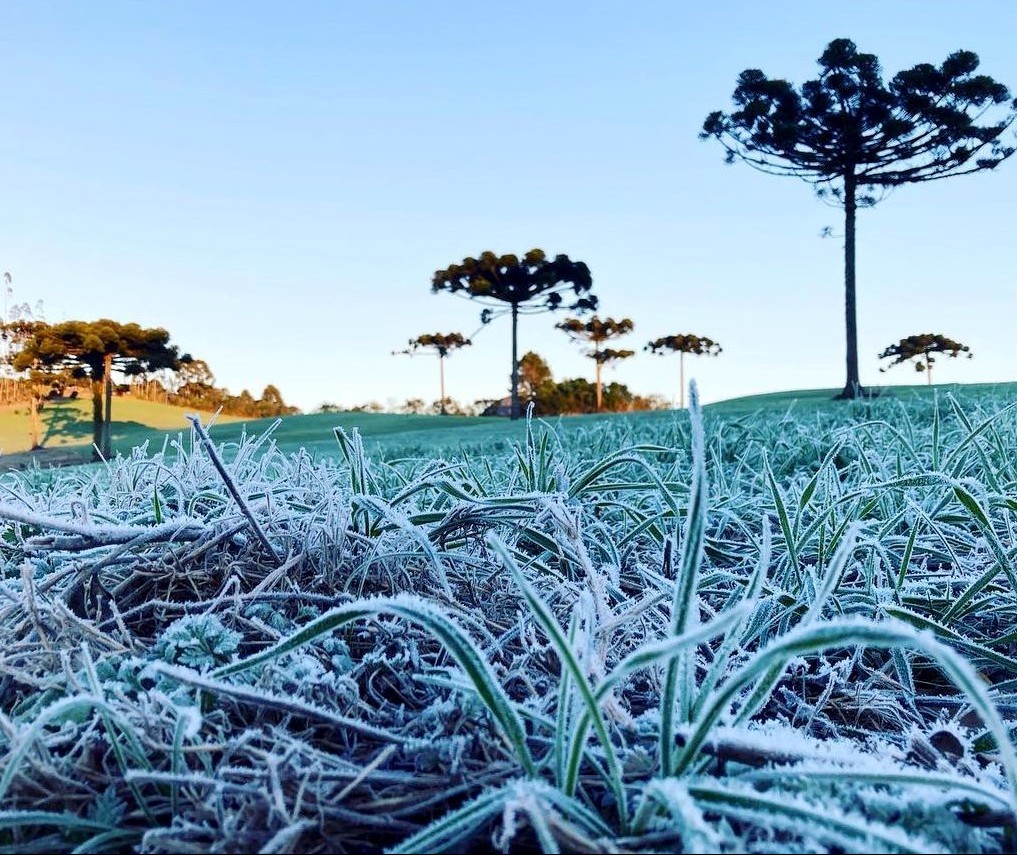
left=1, top=385, right=1016, bottom=852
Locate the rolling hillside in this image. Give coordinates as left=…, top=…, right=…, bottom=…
left=2, top=381, right=1016, bottom=468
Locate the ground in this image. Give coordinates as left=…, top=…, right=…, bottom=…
left=0, top=446, right=93, bottom=470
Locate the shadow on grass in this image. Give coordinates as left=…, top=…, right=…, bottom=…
left=41, top=401, right=94, bottom=446
left=39, top=401, right=180, bottom=454
left=110, top=420, right=191, bottom=452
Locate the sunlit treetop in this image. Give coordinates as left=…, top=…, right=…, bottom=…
left=645, top=334, right=722, bottom=357
left=12, top=319, right=186, bottom=378
left=407, top=332, right=472, bottom=358
left=593, top=347, right=636, bottom=364
left=558, top=316, right=635, bottom=361
left=701, top=38, right=1017, bottom=206
left=432, top=248, right=596, bottom=321
left=878, top=333, right=972, bottom=373
left=556, top=316, right=634, bottom=344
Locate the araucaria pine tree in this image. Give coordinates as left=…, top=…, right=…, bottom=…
left=878, top=333, right=972, bottom=385
left=645, top=334, right=722, bottom=409
left=556, top=315, right=635, bottom=411
left=14, top=320, right=187, bottom=459
left=432, top=250, right=596, bottom=419
left=403, top=332, right=471, bottom=415
left=702, top=38, right=1016, bottom=399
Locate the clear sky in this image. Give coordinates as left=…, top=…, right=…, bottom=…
left=1, top=1, right=1015, bottom=412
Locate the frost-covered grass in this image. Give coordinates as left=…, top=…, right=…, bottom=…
left=2, top=385, right=1017, bottom=852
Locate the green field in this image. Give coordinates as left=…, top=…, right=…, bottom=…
left=4, top=381, right=1015, bottom=465
left=0, top=397, right=243, bottom=457
left=201, top=380, right=1017, bottom=459
left=4, top=382, right=1017, bottom=852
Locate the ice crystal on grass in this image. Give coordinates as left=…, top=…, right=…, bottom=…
left=87, top=785, right=127, bottom=826
left=154, top=613, right=241, bottom=670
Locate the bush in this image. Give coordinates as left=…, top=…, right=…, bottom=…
left=531, top=377, right=662, bottom=415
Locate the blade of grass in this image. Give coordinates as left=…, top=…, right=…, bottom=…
left=661, top=381, right=707, bottom=775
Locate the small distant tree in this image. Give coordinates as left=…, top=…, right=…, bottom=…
left=646, top=334, right=722, bottom=409
left=432, top=249, right=596, bottom=419
left=176, top=358, right=215, bottom=390
left=431, top=397, right=468, bottom=416
left=255, top=384, right=299, bottom=416
left=0, top=287, right=67, bottom=448
left=0, top=319, right=48, bottom=408
left=400, top=332, right=471, bottom=416
left=517, top=351, right=553, bottom=402
left=164, top=358, right=217, bottom=407
left=0, top=279, right=47, bottom=406
left=507, top=351, right=659, bottom=416
left=556, top=315, right=635, bottom=411
left=702, top=38, right=1016, bottom=398
left=878, top=333, right=972, bottom=384
left=14, top=320, right=187, bottom=459
left=232, top=389, right=257, bottom=416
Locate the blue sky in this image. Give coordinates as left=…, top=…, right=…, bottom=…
left=1, top=1, right=1015, bottom=412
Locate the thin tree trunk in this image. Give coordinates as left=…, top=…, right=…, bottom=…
left=439, top=354, right=447, bottom=415
left=927, top=364, right=932, bottom=385
left=29, top=396, right=41, bottom=449
left=91, top=379, right=103, bottom=460
left=102, top=352, right=113, bottom=459
left=838, top=170, right=862, bottom=399
left=510, top=303, right=519, bottom=420
left=595, top=359, right=603, bottom=412
left=679, top=352, right=686, bottom=409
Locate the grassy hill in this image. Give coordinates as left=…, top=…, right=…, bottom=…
left=2, top=380, right=1016, bottom=467
left=706, top=380, right=1017, bottom=414
left=0, top=398, right=242, bottom=464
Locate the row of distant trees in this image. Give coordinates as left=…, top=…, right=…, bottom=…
left=416, top=39, right=1013, bottom=417
left=511, top=351, right=664, bottom=416
left=165, top=357, right=297, bottom=420
left=0, top=301, right=296, bottom=458
left=414, top=263, right=972, bottom=416
left=328, top=349, right=669, bottom=417
left=400, top=318, right=722, bottom=417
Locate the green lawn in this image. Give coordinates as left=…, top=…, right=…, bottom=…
left=705, top=380, right=1017, bottom=416
left=0, top=397, right=242, bottom=457
left=183, top=380, right=1017, bottom=460
left=2, top=381, right=1016, bottom=464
